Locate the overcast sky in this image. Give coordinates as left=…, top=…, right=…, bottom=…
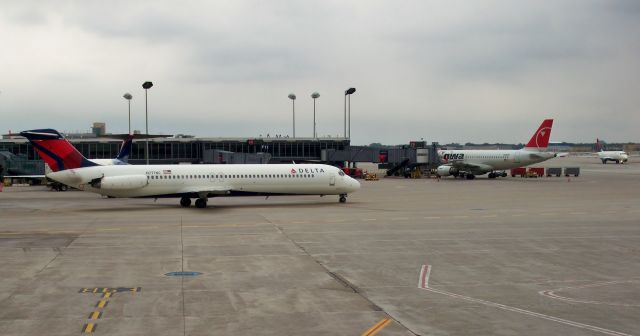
left=1, top=1, right=638, bottom=144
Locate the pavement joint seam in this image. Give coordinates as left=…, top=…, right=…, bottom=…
left=260, top=214, right=420, bottom=336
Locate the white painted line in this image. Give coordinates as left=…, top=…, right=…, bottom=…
left=539, top=280, right=640, bottom=307
left=391, top=217, right=409, bottom=221
left=327, top=219, right=346, bottom=223
left=418, top=265, right=432, bottom=289
left=453, top=216, right=469, bottom=219
left=481, top=215, right=498, bottom=218
left=417, top=265, right=632, bottom=336
left=97, top=228, right=121, bottom=231
left=569, top=212, right=586, bottom=215
left=424, top=216, right=441, bottom=219
left=362, top=218, right=377, bottom=221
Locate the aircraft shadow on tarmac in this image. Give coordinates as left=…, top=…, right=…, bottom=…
left=72, top=199, right=352, bottom=213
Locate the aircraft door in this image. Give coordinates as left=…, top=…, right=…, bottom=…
left=329, top=175, right=336, bottom=186
left=514, top=152, right=520, bottom=164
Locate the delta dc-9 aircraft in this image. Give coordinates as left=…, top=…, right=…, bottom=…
left=21, top=129, right=360, bottom=208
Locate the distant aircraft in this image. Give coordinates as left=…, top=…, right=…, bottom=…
left=20, top=129, right=360, bottom=208
left=436, top=119, right=564, bottom=179
left=596, top=138, right=628, bottom=164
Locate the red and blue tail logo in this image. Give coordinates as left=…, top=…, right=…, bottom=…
left=20, top=129, right=98, bottom=172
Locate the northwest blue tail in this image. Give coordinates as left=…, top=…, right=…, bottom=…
left=116, top=135, right=134, bottom=163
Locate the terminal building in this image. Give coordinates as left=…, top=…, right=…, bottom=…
left=1, top=131, right=435, bottom=176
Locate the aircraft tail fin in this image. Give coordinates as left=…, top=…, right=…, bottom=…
left=19, top=129, right=98, bottom=172
left=524, top=119, right=553, bottom=151
left=116, top=134, right=134, bottom=163
left=596, top=138, right=604, bottom=152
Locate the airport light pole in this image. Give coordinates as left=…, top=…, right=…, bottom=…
left=142, top=81, right=153, bottom=165
left=345, top=87, right=356, bottom=139
left=123, top=93, right=132, bottom=134
left=311, top=92, right=320, bottom=139
left=288, top=93, right=296, bottom=138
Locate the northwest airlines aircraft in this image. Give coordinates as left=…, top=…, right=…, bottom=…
left=436, top=119, right=562, bottom=179
left=21, top=129, right=360, bottom=208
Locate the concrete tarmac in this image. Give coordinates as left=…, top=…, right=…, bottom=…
left=0, top=156, right=639, bottom=335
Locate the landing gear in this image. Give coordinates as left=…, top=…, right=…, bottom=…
left=615, top=160, right=620, bottom=164
left=465, top=174, right=476, bottom=180
left=195, top=198, right=207, bottom=208
left=488, top=171, right=507, bottom=179
left=180, top=197, right=191, bottom=207
left=602, top=159, right=607, bottom=164
left=339, top=194, right=347, bottom=203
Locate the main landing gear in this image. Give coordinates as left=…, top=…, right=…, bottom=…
left=195, top=198, right=208, bottom=208
left=465, top=174, right=476, bottom=180
left=180, top=197, right=208, bottom=208
left=339, top=194, right=348, bottom=203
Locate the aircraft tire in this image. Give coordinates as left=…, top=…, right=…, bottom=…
left=180, top=197, right=191, bottom=207
left=195, top=198, right=207, bottom=208
left=466, top=174, right=475, bottom=180
left=615, top=160, right=620, bottom=164
left=339, top=194, right=347, bottom=203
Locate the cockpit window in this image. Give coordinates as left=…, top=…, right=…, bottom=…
left=338, top=171, right=345, bottom=176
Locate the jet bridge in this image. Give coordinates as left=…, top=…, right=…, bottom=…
left=322, top=144, right=437, bottom=175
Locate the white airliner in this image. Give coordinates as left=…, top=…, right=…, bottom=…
left=436, top=119, right=562, bottom=179
left=21, top=129, right=360, bottom=208
left=596, top=139, right=629, bottom=164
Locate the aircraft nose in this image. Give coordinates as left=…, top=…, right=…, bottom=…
left=349, top=177, right=361, bottom=192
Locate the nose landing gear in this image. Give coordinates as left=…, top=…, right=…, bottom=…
left=339, top=194, right=347, bottom=203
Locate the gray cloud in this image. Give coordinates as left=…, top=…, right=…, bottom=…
left=0, top=0, right=639, bottom=144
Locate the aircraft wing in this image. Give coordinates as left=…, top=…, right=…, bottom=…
left=177, top=185, right=233, bottom=197
left=443, top=162, right=493, bottom=174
